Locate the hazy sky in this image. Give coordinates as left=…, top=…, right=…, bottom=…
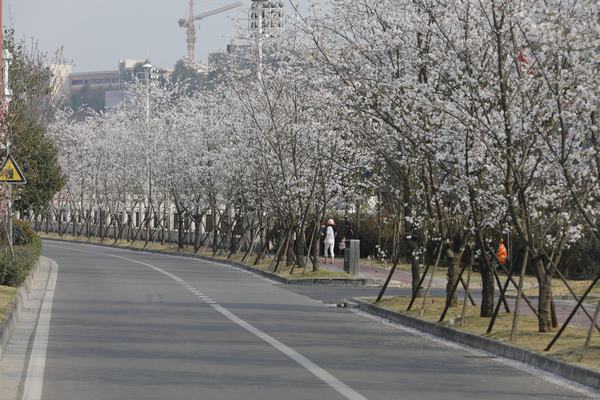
left=4, top=0, right=310, bottom=72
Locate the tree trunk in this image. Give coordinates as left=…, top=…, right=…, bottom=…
left=534, top=257, right=554, bottom=332
left=445, top=244, right=464, bottom=308
left=57, top=211, right=63, bottom=237
left=177, top=210, right=184, bottom=250
left=212, top=208, right=218, bottom=252
left=98, top=210, right=104, bottom=240
left=406, top=237, right=421, bottom=299
left=403, top=174, right=420, bottom=299
left=446, top=250, right=463, bottom=307
left=295, top=228, right=305, bottom=268
left=480, top=257, right=495, bottom=317
left=411, top=256, right=421, bottom=299
left=275, top=229, right=283, bottom=263
left=286, top=227, right=296, bottom=267
left=194, top=214, right=201, bottom=250
left=312, top=229, right=321, bottom=272
left=551, top=293, right=559, bottom=328
left=445, top=256, right=459, bottom=308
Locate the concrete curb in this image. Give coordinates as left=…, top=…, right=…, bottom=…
left=353, top=298, right=600, bottom=391
left=42, top=237, right=382, bottom=287
left=0, top=256, right=47, bottom=360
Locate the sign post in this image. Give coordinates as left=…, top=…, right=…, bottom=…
left=0, top=138, right=27, bottom=247
left=1, top=48, right=22, bottom=249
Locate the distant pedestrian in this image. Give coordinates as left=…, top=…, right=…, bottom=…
left=496, top=239, right=508, bottom=271
left=497, top=239, right=508, bottom=265
left=339, top=236, right=346, bottom=257
left=323, top=219, right=336, bottom=264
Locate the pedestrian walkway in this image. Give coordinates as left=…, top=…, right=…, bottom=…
left=0, top=257, right=52, bottom=400
left=318, top=257, right=447, bottom=288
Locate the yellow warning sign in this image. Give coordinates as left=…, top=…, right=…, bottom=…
left=0, top=156, right=26, bottom=184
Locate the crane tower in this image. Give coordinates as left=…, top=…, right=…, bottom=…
left=178, top=0, right=243, bottom=65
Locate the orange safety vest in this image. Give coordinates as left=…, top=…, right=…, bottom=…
left=497, top=242, right=508, bottom=265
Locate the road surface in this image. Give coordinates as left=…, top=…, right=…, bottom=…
left=26, top=240, right=595, bottom=399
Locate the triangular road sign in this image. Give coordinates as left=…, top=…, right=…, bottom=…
left=0, top=155, right=26, bottom=184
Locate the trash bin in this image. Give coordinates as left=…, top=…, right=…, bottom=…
left=343, top=239, right=360, bottom=276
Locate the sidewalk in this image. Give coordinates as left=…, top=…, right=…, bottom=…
left=0, top=257, right=53, bottom=400
left=318, top=257, right=451, bottom=288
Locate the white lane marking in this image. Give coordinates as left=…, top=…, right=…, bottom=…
left=43, top=239, right=280, bottom=285
left=22, top=260, right=58, bottom=400
left=209, top=302, right=368, bottom=400
left=352, top=309, right=600, bottom=398
left=109, top=253, right=368, bottom=400
left=44, top=242, right=368, bottom=400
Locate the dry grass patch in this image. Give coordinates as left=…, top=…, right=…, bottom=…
left=0, top=285, right=17, bottom=321
left=277, top=266, right=350, bottom=279
left=373, top=296, right=600, bottom=371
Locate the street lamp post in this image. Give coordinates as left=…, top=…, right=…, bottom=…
left=142, top=63, right=153, bottom=237
left=250, top=0, right=284, bottom=78
left=250, top=0, right=284, bottom=36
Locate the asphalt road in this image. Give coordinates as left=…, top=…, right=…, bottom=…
left=35, top=240, right=595, bottom=400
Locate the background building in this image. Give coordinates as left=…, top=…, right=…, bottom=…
left=64, top=59, right=169, bottom=111
left=47, top=63, right=73, bottom=105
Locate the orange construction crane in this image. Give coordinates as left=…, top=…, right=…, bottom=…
left=178, top=0, right=243, bottom=65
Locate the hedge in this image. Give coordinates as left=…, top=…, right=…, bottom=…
left=0, top=236, right=42, bottom=287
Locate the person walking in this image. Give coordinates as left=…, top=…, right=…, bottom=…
left=495, top=238, right=509, bottom=272
left=323, top=219, right=336, bottom=264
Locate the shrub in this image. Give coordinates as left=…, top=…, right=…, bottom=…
left=13, top=219, right=35, bottom=245
left=560, top=233, right=600, bottom=280
left=0, top=236, right=42, bottom=287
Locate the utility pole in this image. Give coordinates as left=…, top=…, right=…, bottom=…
left=251, top=0, right=263, bottom=78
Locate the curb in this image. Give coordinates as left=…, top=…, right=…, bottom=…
left=352, top=298, right=600, bottom=391
left=42, top=237, right=381, bottom=287
left=0, top=256, right=47, bottom=360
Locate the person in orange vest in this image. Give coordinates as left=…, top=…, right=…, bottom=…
left=496, top=239, right=508, bottom=271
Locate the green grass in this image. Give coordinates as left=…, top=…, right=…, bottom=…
left=0, top=285, right=17, bottom=321
left=372, top=296, right=600, bottom=371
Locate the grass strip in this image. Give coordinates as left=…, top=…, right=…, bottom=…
left=373, top=296, right=600, bottom=371
left=0, top=285, right=18, bottom=321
